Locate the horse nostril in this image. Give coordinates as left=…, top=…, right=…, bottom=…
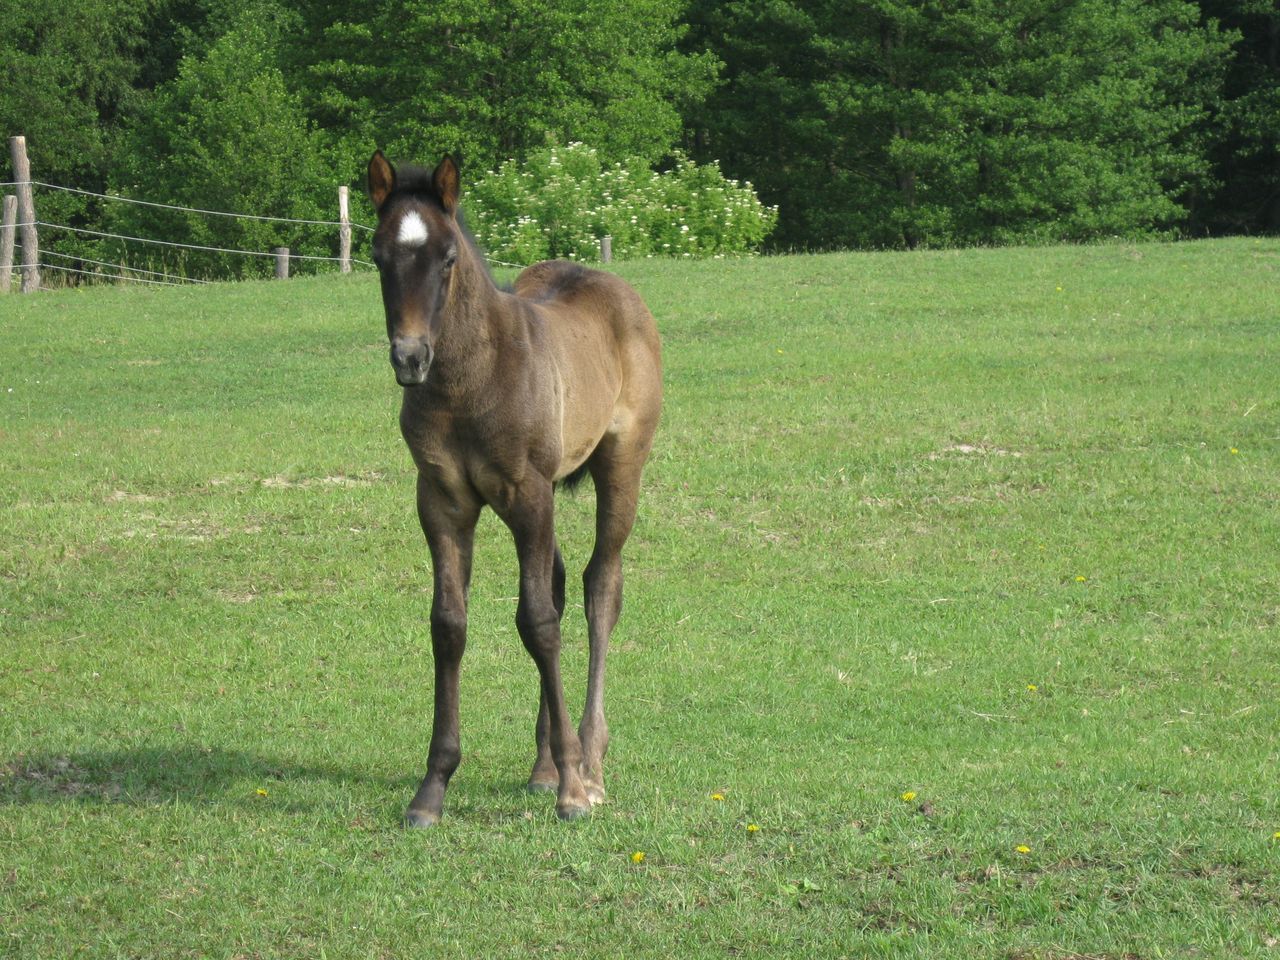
left=390, top=338, right=432, bottom=383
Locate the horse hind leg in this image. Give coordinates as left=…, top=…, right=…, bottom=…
left=578, top=441, right=648, bottom=806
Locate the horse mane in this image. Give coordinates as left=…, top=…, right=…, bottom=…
left=388, top=163, right=438, bottom=200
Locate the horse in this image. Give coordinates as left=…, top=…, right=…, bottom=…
left=366, top=151, right=662, bottom=825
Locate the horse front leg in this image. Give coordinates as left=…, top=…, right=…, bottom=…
left=504, top=484, right=592, bottom=820
left=527, top=542, right=566, bottom=794
left=404, top=475, right=480, bottom=828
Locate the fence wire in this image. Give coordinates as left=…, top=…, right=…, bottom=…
left=2, top=177, right=529, bottom=282
left=1, top=179, right=375, bottom=232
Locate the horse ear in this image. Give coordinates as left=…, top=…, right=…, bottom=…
left=368, top=150, right=396, bottom=210
left=433, top=155, right=460, bottom=215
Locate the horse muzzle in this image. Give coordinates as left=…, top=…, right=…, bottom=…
left=390, top=337, right=433, bottom=387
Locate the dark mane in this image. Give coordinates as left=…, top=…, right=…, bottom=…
left=388, top=162, right=438, bottom=201
left=453, top=208, right=502, bottom=288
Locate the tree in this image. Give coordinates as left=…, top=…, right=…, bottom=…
left=686, top=0, right=1232, bottom=249
left=1197, top=0, right=1280, bottom=232
left=0, top=0, right=155, bottom=264
left=108, top=6, right=335, bottom=278
left=294, top=0, right=719, bottom=174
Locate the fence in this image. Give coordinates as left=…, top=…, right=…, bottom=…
left=1, top=135, right=614, bottom=293
left=2, top=135, right=374, bottom=292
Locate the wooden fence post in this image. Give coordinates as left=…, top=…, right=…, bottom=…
left=600, top=235, right=612, bottom=263
left=1, top=194, right=16, bottom=293
left=8, top=136, right=40, bottom=293
left=274, top=247, right=289, bottom=279
left=338, top=186, right=352, bottom=274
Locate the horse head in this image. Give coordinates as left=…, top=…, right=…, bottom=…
left=367, top=151, right=462, bottom=387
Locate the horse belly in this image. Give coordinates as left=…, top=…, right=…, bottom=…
left=557, top=362, right=621, bottom=477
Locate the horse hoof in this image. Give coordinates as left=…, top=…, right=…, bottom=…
left=527, top=779, right=558, bottom=794
left=404, top=809, right=441, bottom=829
left=556, top=802, right=592, bottom=822
left=584, top=783, right=607, bottom=806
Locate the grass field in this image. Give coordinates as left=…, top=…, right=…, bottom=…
left=2, top=238, right=1278, bottom=958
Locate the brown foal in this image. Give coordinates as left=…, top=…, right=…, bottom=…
left=366, top=152, right=662, bottom=825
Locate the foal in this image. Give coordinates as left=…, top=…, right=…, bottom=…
left=367, top=152, right=662, bottom=825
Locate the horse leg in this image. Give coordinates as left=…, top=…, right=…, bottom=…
left=503, top=482, right=591, bottom=820
left=578, top=447, right=645, bottom=806
left=404, top=475, right=480, bottom=828
left=527, top=542, right=565, bottom=793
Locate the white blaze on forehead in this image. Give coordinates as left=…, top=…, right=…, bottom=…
left=397, top=210, right=429, bottom=247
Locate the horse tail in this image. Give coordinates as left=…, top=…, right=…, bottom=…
left=556, top=463, right=590, bottom=495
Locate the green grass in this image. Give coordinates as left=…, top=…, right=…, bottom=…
left=2, top=238, right=1278, bottom=958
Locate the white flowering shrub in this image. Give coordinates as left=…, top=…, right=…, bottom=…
left=465, top=143, right=778, bottom=263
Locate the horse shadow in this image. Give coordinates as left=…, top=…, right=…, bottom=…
left=0, top=745, right=550, bottom=822
left=1, top=745, right=406, bottom=811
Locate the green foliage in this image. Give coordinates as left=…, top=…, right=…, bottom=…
left=0, top=0, right=156, bottom=267
left=464, top=143, right=778, bottom=263
left=687, top=0, right=1233, bottom=249
left=106, top=6, right=339, bottom=278
left=0, top=0, right=152, bottom=183
left=4, top=0, right=1277, bottom=273
left=296, top=0, right=719, bottom=174
left=1196, top=0, right=1280, bottom=232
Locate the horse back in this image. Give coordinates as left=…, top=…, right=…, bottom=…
left=514, top=261, right=659, bottom=372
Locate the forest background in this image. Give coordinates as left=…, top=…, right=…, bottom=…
left=1, top=0, right=1277, bottom=267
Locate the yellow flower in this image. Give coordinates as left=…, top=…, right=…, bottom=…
left=255, top=788, right=269, bottom=797
left=746, top=823, right=760, bottom=833
left=630, top=851, right=645, bottom=864
left=1273, top=831, right=1280, bottom=841
left=1027, top=684, right=1038, bottom=692
left=1230, top=448, right=1239, bottom=455
left=1075, top=576, right=1087, bottom=582
left=900, top=791, right=917, bottom=802
left=1015, top=844, right=1031, bottom=854
left=1055, top=286, right=1064, bottom=292
left=710, top=793, right=725, bottom=802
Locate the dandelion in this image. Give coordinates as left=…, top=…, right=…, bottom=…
left=1075, top=576, right=1087, bottom=582
left=255, top=788, right=269, bottom=797
left=900, top=791, right=917, bottom=802
left=1015, top=844, right=1031, bottom=854
left=1273, top=831, right=1280, bottom=841
left=1027, top=684, right=1038, bottom=692
left=630, top=851, right=646, bottom=864
left=1230, top=448, right=1239, bottom=455
left=710, top=793, right=725, bottom=802
left=746, top=823, right=760, bottom=833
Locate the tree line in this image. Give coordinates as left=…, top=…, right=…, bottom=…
left=2, top=0, right=1276, bottom=259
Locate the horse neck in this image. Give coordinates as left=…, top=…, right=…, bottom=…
left=429, top=242, right=504, bottom=395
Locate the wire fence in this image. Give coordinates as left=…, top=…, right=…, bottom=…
left=0, top=179, right=377, bottom=231
left=2, top=173, right=528, bottom=290
left=1, top=173, right=379, bottom=289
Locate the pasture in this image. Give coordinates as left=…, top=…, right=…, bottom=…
left=2, top=239, right=1278, bottom=957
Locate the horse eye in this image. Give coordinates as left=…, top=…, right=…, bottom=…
left=443, top=251, right=458, bottom=271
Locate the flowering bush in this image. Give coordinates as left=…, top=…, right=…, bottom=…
left=465, top=143, right=778, bottom=263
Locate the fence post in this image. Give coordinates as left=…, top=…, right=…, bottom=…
left=338, top=186, right=352, bottom=274
left=8, top=136, right=40, bottom=293
left=274, top=247, right=289, bottom=279
left=600, top=235, right=612, bottom=263
left=1, top=194, right=16, bottom=293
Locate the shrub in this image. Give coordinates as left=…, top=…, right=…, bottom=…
left=464, top=143, right=778, bottom=263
